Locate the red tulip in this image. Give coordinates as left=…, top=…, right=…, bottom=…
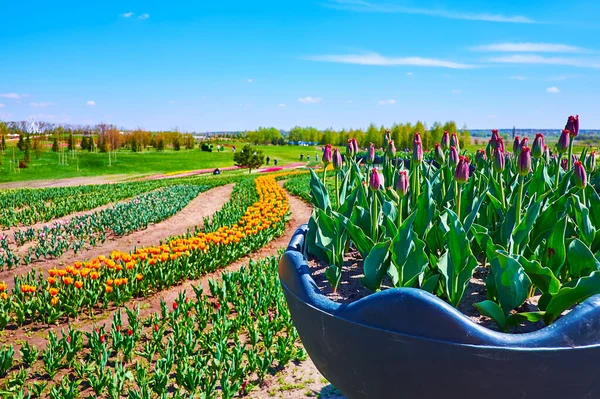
left=557, top=130, right=569, bottom=154
left=518, top=146, right=532, bottom=176
left=455, top=156, right=470, bottom=184
left=531, top=133, right=544, bottom=159
left=441, top=131, right=450, bottom=150
left=574, top=160, right=587, bottom=188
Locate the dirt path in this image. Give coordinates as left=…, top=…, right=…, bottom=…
left=0, top=175, right=131, bottom=190
left=0, top=184, right=235, bottom=288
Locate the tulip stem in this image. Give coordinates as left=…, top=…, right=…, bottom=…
left=516, top=175, right=524, bottom=225
left=397, top=197, right=403, bottom=227
left=568, top=136, right=575, bottom=170
left=371, top=192, right=379, bottom=240
left=335, top=172, right=340, bottom=208
left=554, top=154, right=562, bottom=190
left=456, top=183, right=462, bottom=221
left=581, top=187, right=587, bottom=207
left=499, top=174, right=506, bottom=210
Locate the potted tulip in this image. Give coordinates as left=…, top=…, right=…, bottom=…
left=280, top=115, right=600, bottom=399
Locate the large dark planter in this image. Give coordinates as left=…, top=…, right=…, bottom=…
left=279, top=224, right=600, bottom=399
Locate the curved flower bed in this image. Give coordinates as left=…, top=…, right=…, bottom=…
left=0, top=175, right=290, bottom=328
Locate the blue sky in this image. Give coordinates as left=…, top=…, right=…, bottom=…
left=1, top=0, right=599, bottom=131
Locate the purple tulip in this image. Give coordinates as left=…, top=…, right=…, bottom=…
left=455, top=156, right=470, bottom=184
left=322, top=144, right=333, bottom=165
left=396, top=170, right=409, bottom=197
left=441, top=131, right=450, bottom=150
left=557, top=130, right=569, bottom=154
left=518, top=146, right=532, bottom=176
left=346, top=139, right=356, bottom=157
left=434, top=143, right=445, bottom=164
left=333, top=148, right=343, bottom=170
left=513, top=136, right=521, bottom=154
left=497, top=137, right=505, bottom=152
left=565, top=115, right=579, bottom=138
left=543, top=145, right=550, bottom=164
left=574, top=160, right=587, bottom=188
left=561, top=158, right=568, bottom=170
left=531, top=133, right=544, bottom=159
left=449, top=146, right=459, bottom=166
left=368, top=142, right=375, bottom=164
left=413, top=136, right=423, bottom=164
left=475, top=149, right=486, bottom=168
left=369, top=168, right=382, bottom=191
left=387, top=140, right=396, bottom=157
left=384, top=129, right=391, bottom=147
left=585, top=151, right=597, bottom=173
left=450, top=133, right=460, bottom=152
left=520, top=137, right=529, bottom=152
left=493, top=147, right=505, bottom=172
left=491, top=130, right=500, bottom=149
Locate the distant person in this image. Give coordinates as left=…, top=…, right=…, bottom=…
left=315, top=154, right=319, bottom=162
left=266, top=156, right=270, bottom=165
left=232, top=145, right=236, bottom=153
left=300, top=153, right=304, bottom=161
left=213, top=168, right=221, bottom=175
left=274, top=159, right=278, bottom=166
left=307, top=155, right=311, bottom=162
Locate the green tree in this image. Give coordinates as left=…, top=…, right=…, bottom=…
left=23, top=136, right=31, bottom=163
left=0, top=134, right=6, bottom=153
left=67, top=132, right=74, bottom=151
left=80, top=136, right=89, bottom=151
left=173, top=137, right=181, bottom=151
left=17, top=134, right=25, bottom=151
left=234, top=144, right=265, bottom=174
left=131, top=137, right=139, bottom=152
left=88, top=137, right=95, bottom=152
left=156, top=138, right=165, bottom=151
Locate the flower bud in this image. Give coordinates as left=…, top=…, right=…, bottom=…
left=450, top=133, right=460, bottom=153
left=384, top=130, right=391, bottom=147
left=449, top=146, right=459, bottom=166
left=585, top=151, right=597, bottom=173
left=561, top=158, right=568, bottom=170
left=513, top=136, right=521, bottom=155
left=531, top=133, right=544, bottom=159
left=322, top=144, right=333, bottom=165
left=557, top=130, right=569, bottom=154
left=475, top=149, right=486, bottom=168
left=441, top=131, right=450, bottom=150
left=496, top=137, right=504, bottom=152
left=520, top=137, right=529, bottom=152
left=387, top=140, right=396, bottom=157
left=396, top=170, right=409, bottom=197
left=455, top=156, right=470, bottom=184
left=518, top=146, right=532, bottom=176
left=346, top=139, right=356, bottom=156
left=434, top=143, right=445, bottom=164
left=565, top=115, right=579, bottom=137
left=370, top=168, right=382, bottom=191
left=543, top=145, right=550, bottom=164
left=413, top=138, right=423, bottom=164
left=491, top=130, right=500, bottom=149
left=574, top=160, right=587, bottom=188
left=333, top=148, right=343, bottom=170
left=368, top=142, right=375, bottom=164
left=493, top=148, right=505, bottom=172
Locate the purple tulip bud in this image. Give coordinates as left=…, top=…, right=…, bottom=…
left=543, top=145, right=550, bottom=164
left=497, top=137, right=505, bottom=152
left=384, top=130, right=391, bottom=147
left=585, top=151, right=597, bottom=173
left=561, top=158, right=568, bottom=170
left=387, top=140, right=396, bottom=157
left=455, top=156, right=470, bottom=184
left=557, top=130, right=569, bottom=154
left=441, top=131, right=450, bottom=150
left=346, top=139, right=355, bottom=156
left=434, top=143, right=445, bottom=164
left=493, top=147, right=505, bottom=172
left=520, top=137, right=529, bottom=152
left=565, top=115, right=579, bottom=138
left=491, top=130, right=499, bottom=149
left=449, top=146, right=459, bottom=166
left=333, top=148, right=343, bottom=170
left=513, top=136, right=521, bottom=154
left=450, top=133, right=460, bottom=152
left=322, top=144, right=333, bottom=165
left=518, top=146, right=532, bottom=176
left=574, top=160, right=587, bottom=188
left=396, top=170, right=409, bottom=197
left=412, top=137, right=423, bottom=164
left=369, top=168, right=382, bottom=191
left=352, top=138, right=359, bottom=154
left=475, top=149, right=486, bottom=168
left=531, top=133, right=544, bottom=159
left=368, top=143, right=375, bottom=164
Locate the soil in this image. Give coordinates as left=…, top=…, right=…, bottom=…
left=0, top=184, right=235, bottom=289
left=0, top=174, right=130, bottom=189
left=308, top=254, right=546, bottom=334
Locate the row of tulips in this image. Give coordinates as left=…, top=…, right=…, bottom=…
left=0, top=176, right=220, bottom=228
left=0, top=175, right=290, bottom=329
left=0, top=256, right=306, bottom=398
left=309, top=115, right=600, bottom=331
left=0, top=183, right=219, bottom=270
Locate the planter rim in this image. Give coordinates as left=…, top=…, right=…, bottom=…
left=280, top=223, right=600, bottom=350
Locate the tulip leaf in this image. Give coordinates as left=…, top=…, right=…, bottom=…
left=513, top=254, right=561, bottom=295
left=337, top=213, right=373, bottom=260
left=542, top=215, right=567, bottom=275
left=512, top=198, right=542, bottom=251
left=420, top=273, right=440, bottom=294
left=490, top=251, right=531, bottom=316
left=505, top=312, right=545, bottom=329
left=308, top=168, right=331, bottom=213
left=325, top=263, right=342, bottom=292
left=306, top=212, right=329, bottom=262
left=361, top=239, right=392, bottom=292
left=572, top=195, right=596, bottom=247
left=530, top=189, right=573, bottom=249
left=413, top=177, right=435, bottom=238
left=568, top=238, right=600, bottom=278
left=463, top=189, right=487, bottom=234
left=474, top=300, right=506, bottom=330
left=500, top=203, right=517, bottom=248
left=544, top=271, right=600, bottom=324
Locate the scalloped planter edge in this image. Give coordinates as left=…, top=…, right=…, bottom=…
left=279, top=224, right=600, bottom=399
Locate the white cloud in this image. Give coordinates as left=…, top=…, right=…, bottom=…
left=488, top=114, right=498, bottom=118
left=406, top=72, right=413, bottom=76
left=377, top=99, right=396, bottom=105
left=510, top=75, right=527, bottom=80
left=298, top=96, right=322, bottom=104
left=139, top=13, right=150, bottom=20
left=30, top=102, right=54, bottom=108
left=247, top=79, right=253, bottom=83
left=121, top=12, right=134, bottom=18
left=0, top=103, right=5, bottom=108
left=546, top=86, right=560, bottom=93
left=0, top=93, right=30, bottom=99
left=168, top=100, right=177, bottom=104
left=472, top=43, right=587, bottom=53
left=451, top=89, right=462, bottom=94
left=487, top=54, right=600, bottom=69
left=86, top=100, right=96, bottom=106
left=279, top=103, right=286, bottom=107
left=346, top=100, right=353, bottom=103
left=324, top=0, right=536, bottom=23
left=307, top=52, right=475, bottom=69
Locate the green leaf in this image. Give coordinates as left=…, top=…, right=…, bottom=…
left=463, top=189, right=488, bottom=234
left=474, top=300, right=506, bottom=331
left=413, top=177, right=435, bottom=238
left=420, top=272, right=440, bottom=294
left=324, top=264, right=342, bottom=292
left=514, top=255, right=560, bottom=295
left=505, top=312, right=545, bottom=329
left=308, top=168, right=331, bottom=213
left=500, top=203, right=518, bottom=248
left=512, top=198, right=542, bottom=251
left=545, top=271, right=600, bottom=324
left=490, top=251, right=532, bottom=316
left=337, top=213, right=374, bottom=259
left=361, top=239, right=392, bottom=292
left=306, top=212, right=329, bottom=261
left=542, top=215, right=567, bottom=275
left=315, top=209, right=336, bottom=264
left=568, top=238, right=600, bottom=278
left=572, top=195, right=596, bottom=247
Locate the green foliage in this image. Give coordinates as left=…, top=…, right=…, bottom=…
left=233, top=144, right=264, bottom=173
